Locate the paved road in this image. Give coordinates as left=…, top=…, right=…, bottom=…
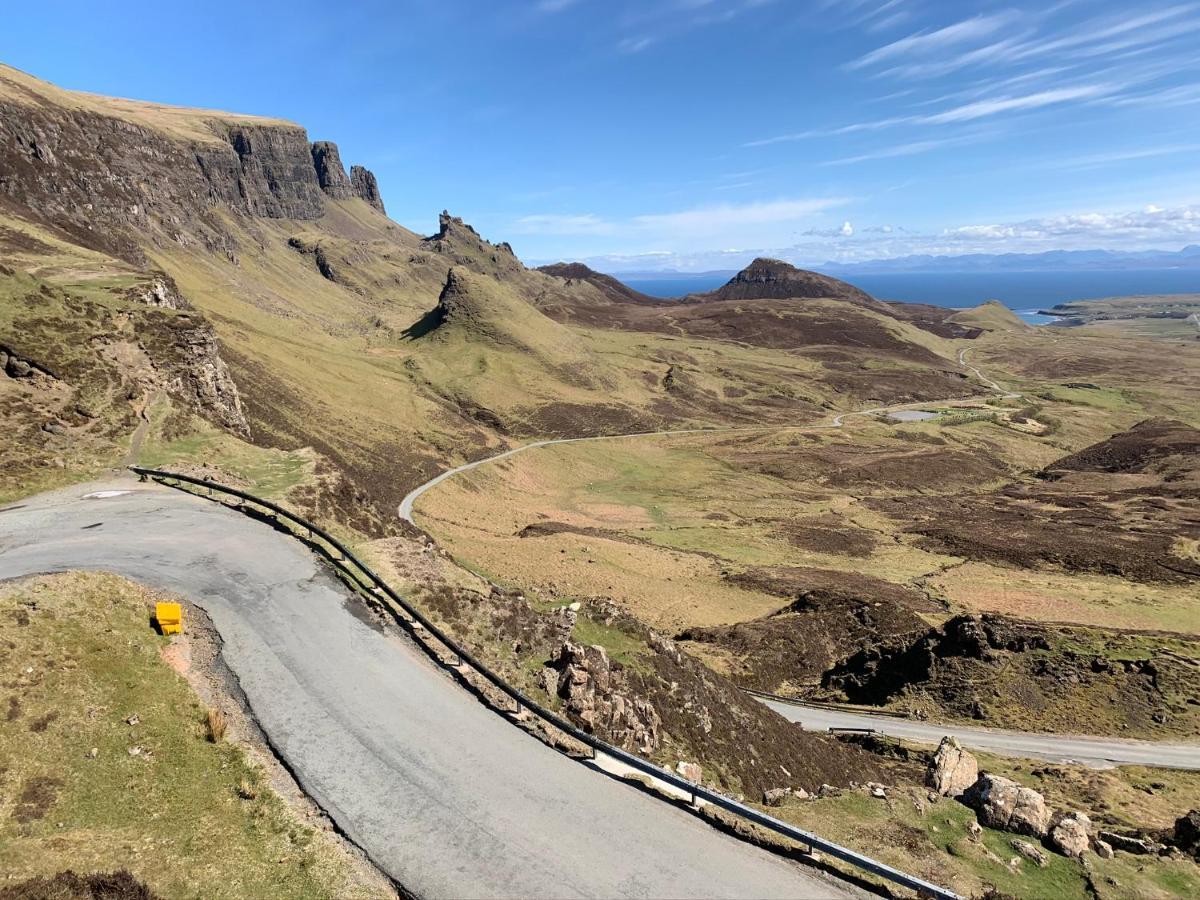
left=0, top=480, right=850, bottom=900
left=758, top=697, right=1200, bottom=770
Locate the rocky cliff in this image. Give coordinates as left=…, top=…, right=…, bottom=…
left=311, top=140, right=354, bottom=200
left=350, top=165, right=385, bottom=213
left=0, top=64, right=388, bottom=262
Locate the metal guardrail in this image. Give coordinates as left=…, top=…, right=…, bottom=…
left=130, top=465, right=959, bottom=900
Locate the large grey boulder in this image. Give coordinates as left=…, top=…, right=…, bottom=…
left=926, top=736, right=978, bottom=797
left=963, top=773, right=1051, bottom=837
left=1050, top=811, right=1092, bottom=858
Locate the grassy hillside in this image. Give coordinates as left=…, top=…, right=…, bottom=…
left=948, top=299, right=1031, bottom=332
left=0, top=573, right=383, bottom=898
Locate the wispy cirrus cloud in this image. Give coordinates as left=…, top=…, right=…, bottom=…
left=616, top=35, right=656, bottom=53
left=745, top=83, right=1117, bottom=146
left=513, top=197, right=848, bottom=246
left=846, top=12, right=1017, bottom=70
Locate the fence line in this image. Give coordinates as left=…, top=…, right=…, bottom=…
left=130, top=465, right=958, bottom=900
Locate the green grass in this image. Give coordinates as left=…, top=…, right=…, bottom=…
left=572, top=615, right=649, bottom=670
left=138, top=420, right=312, bottom=499
left=777, top=785, right=1200, bottom=900
left=0, top=572, right=376, bottom=898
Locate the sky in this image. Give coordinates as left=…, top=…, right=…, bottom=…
left=3, top=0, right=1200, bottom=271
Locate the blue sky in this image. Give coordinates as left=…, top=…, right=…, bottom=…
left=4, top=0, right=1200, bottom=270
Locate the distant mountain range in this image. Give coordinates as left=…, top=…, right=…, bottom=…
left=818, top=245, right=1200, bottom=274
left=606, top=245, right=1200, bottom=278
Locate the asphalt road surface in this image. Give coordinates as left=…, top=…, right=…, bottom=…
left=759, top=697, right=1200, bottom=770
left=0, top=479, right=851, bottom=900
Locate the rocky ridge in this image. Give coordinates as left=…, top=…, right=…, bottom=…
left=0, top=64, right=386, bottom=263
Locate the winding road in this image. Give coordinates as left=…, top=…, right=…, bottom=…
left=400, top=347, right=1200, bottom=772
left=757, top=696, right=1200, bottom=771
left=399, top=347, right=1014, bottom=522
left=0, top=480, right=851, bottom=900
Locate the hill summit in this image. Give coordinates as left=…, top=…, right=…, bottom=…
left=690, top=258, right=876, bottom=305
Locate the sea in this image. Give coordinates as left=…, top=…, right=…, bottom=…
left=622, top=269, right=1200, bottom=325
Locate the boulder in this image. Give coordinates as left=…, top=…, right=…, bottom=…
left=675, top=761, right=702, bottom=783
left=1098, top=830, right=1160, bottom=855
left=6, top=356, right=32, bottom=378
left=1095, top=839, right=1114, bottom=859
left=926, top=736, right=978, bottom=797
left=1174, top=809, right=1200, bottom=859
left=1011, top=838, right=1048, bottom=867
left=963, top=774, right=1051, bottom=837
left=763, top=787, right=791, bottom=807
left=1050, top=811, right=1092, bottom=858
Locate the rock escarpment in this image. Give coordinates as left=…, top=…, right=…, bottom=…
left=132, top=307, right=250, bottom=437
left=545, top=641, right=661, bottom=753
left=350, top=164, right=385, bottom=213
left=311, top=140, right=354, bottom=200
left=0, top=66, right=390, bottom=263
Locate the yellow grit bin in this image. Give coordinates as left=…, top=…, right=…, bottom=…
left=156, top=602, right=183, bottom=635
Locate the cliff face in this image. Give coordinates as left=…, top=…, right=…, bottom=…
left=0, top=67, right=388, bottom=262
left=312, top=140, right=354, bottom=200
left=350, top=164, right=385, bottom=213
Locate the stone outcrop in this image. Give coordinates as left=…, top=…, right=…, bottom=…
left=1050, top=811, right=1093, bottom=858
left=1011, top=838, right=1048, bottom=867
left=125, top=273, right=192, bottom=310
left=545, top=641, right=661, bottom=754
left=311, top=141, right=353, bottom=200
left=351, top=165, right=385, bottom=213
left=422, top=211, right=523, bottom=281
left=926, top=736, right=978, bottom=797
left=139, top=311, right=249, bottom=437
left=0, top=68, right=391, bottom=262
left=1173, top=810, right=1200, bottom=860
left=963, top=774, right=1051, bottom=837
left=1099, top=830, right=1162, bottom=855
left=1, top=345, right=56, bottom=380
left=822, top=613, right=1051, bottom=706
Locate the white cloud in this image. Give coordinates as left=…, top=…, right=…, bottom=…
left=631, top=198, right=845, bottom=234
left=1048, top=143, right=1200, bottom=170
left=847, top=13, right=1015, bottom=70
left=746, top=84, right=1114, bottom=147
left=822, top=135, right=975, bottom=165
left=922, top=84, right=1115, bottom=123
left=512, top=214, right=616, bottom=236
left=617, top=35, right=655, bottom=53
left=552, top=203, right=1200, bottom=272
left=511, top=197, right=849, bottom=250
left=942, top=204, right=1200, bottom=244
